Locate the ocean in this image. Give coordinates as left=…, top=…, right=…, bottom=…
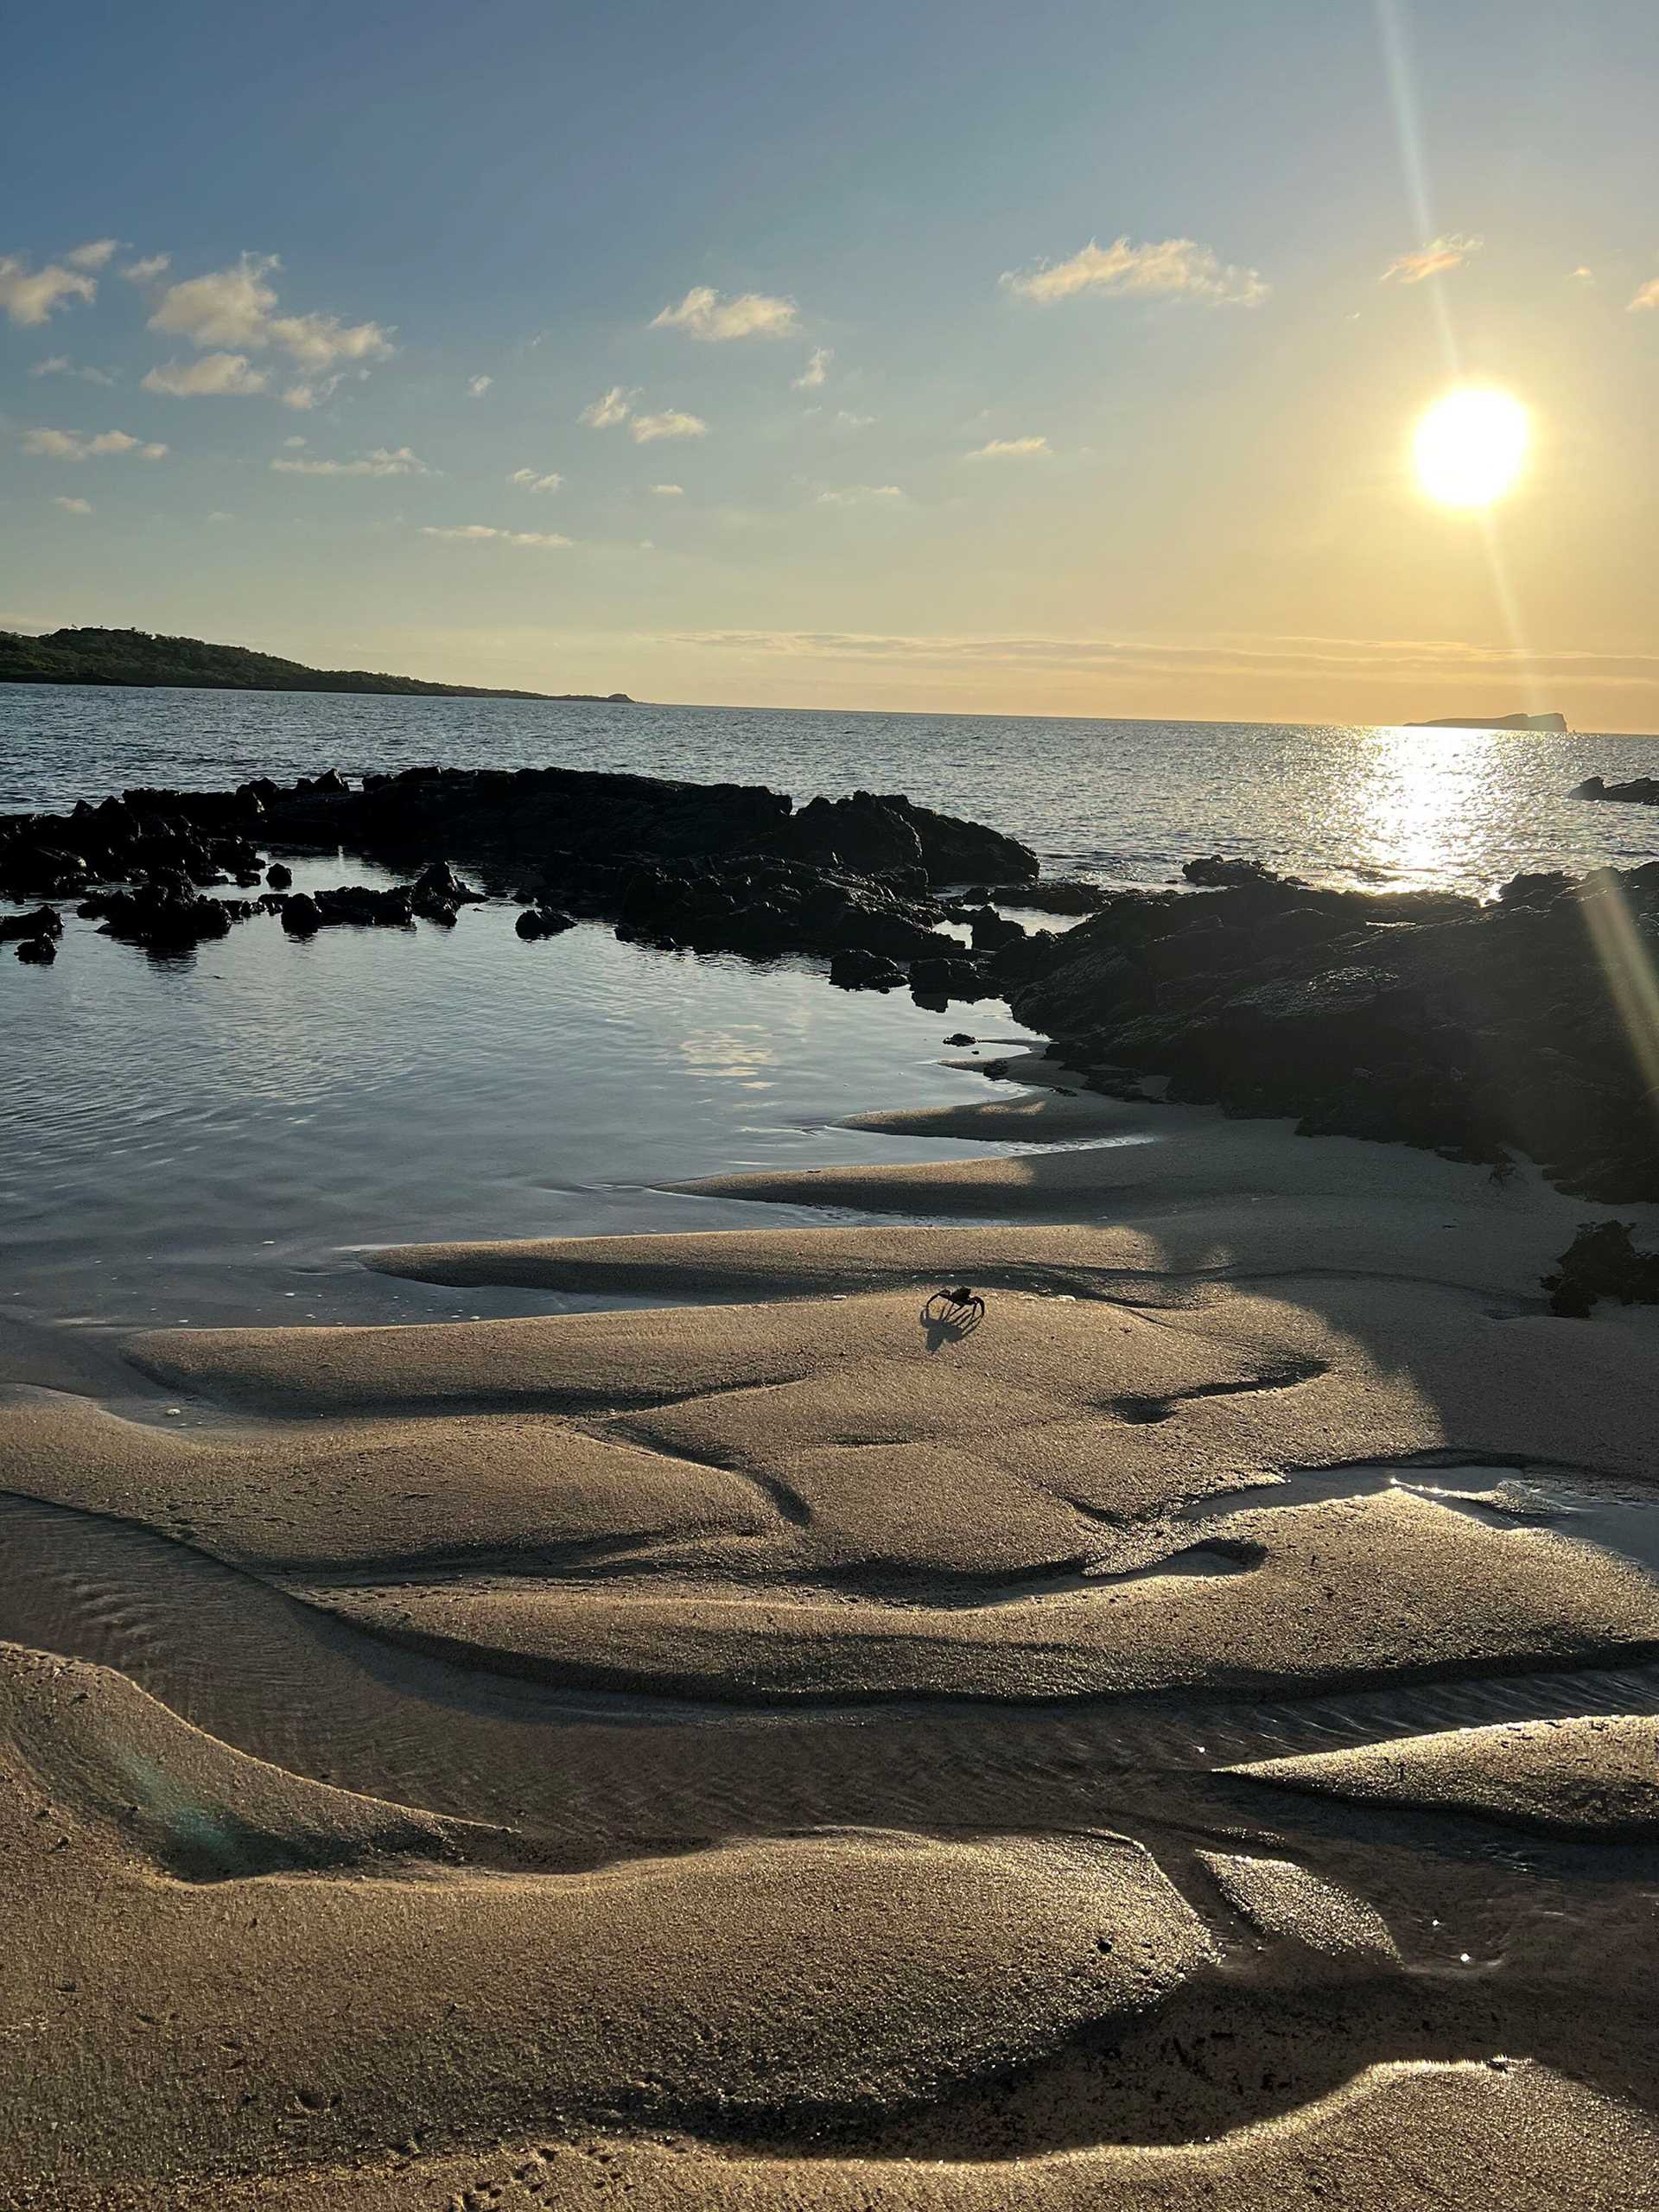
left=3, top=683, right=1656, bottom=1344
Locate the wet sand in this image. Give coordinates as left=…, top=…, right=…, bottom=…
left=3, top=1070, right=1659, bottom=2206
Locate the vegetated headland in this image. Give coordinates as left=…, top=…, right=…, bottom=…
left=0, top=626, right=632, bottom=702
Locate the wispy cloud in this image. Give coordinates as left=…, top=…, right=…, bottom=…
left=65, top=238, right=119, bottom=272
left=580, top=385, right=638, bottom=429
left=651, top=482, right=685, bottom=496
left=652, top=286, right=798, bottom=340
left=1381, top=233, right=1482, bottom=284
left=419, top=524, right=573, bottom=548
left=631, top=409, right=707, bottom=444
left=834, top=410, right=874, bottom=429
left=1002, top=235, right=1268, bottom=307
left=52, top=494, right=93, bottom=514
left=270, top=445, right=429, bottom=477
left=1628, top=277, right=1659, bottom=312
left=283, top=434, right=308, bottom=448
left=966, top=435, right=1051, bottom=460
left=143, top=352, right=270, bottom=397
left=508, top=467, right=563, bottom=493
left=149, top=255, right=395, bottom=381
left=658, top=626, right=1659, bottom=694
left=31, top=356, right=116, bottom=385
left=22, top=427, right=166, bottom=461
left=121, top=254, right=171, bottom=284
left=815, top=483, right=904, bottom=506
left=0, top=252, right=99, bottom=327
left=467, top=373, right=493, bottom=397
left=793, top=346, right=833, bottom=389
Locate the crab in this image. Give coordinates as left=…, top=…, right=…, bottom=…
left=921, top=1284, right=986, bottom=1328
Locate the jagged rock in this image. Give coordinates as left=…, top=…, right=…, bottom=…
left=828, top=948, right=904, bottom=992
left=280, top=893, right=321, bottom=937
left=410, top=861, right=486, bottom=908
left=1576, top=774, right=1659, bottom=804
left=1183, top=855, right=1286, bottom=891
left=92, top=883, right=235, bottom=951
left=909, top=955, right=990, bottom=1006
left=265, top=863, right=293, bottom=890
left=14, top=933, right=56, bottom=964
left=0, top=904, right=63, bottom=943
left=515, top=908, right=575, bottom=941
left=1542, top=1221, right=1659, bottom=1317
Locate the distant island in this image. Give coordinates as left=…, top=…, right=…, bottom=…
left=1408, top=711, right=1568, bottom=733
left=0, top=626, right=632, bottom=703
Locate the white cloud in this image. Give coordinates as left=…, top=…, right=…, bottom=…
left=207, top=510, right=233, bottom=523
left=580, top=385, right=638, bottom=429
left=0, top=253, right=98, bottom=327
left=1570, top=265, right=1595, bottom=283
left=22, top=427, right=166, bottom=461
left=631, top=409, right=707, bottom=444
left=965, top=435, right=1052, bottom=460
left=1628, top=277, right=1659, bottom=312
left=793, top=346, right=832, bottom=389
left=419, top=524, right=573, bottom=548
left=1001, top=235, right=1268, bottom=307
left=834, top=410, right=875, bottom=429
left=651, top=482, right=685, bottom=496
left=1381, top=233, right=1482, bottom=284
left=816, top=483, right=904, bottom=506
left=149, top=255, right=395, bottom=379
left=122, top=255, right=171, bottom=284
left=652, top=285, right=798, bottom=340
left=143, top=352, right=271, bottom=397
left=65, top=238, right=119, bottom=271
left=283, top=435, right=308, bottom=447
left=31, top=355, right=115, bottom=385
left=270, top=445, right=429, bottom=477
left=508, top=467, right=564, bottom=493
left=468, top=373, right=493, bottom=397
left=52, top=494, right=92, bottom=514
left=279, top=378, right=342, bottom=410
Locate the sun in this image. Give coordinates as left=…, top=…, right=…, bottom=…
left=1413, top=387, right=1530, bottom=509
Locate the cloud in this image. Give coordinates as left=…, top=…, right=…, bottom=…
left=22, top=427, right=166, bottom=461
left=65, top=238, right=119, bottom=271
left=419, top=524, right=573, bottom=548
left=1628, top=277, right=1659, bottom=312
left=966, top=435, right=1052, bottom=460
left=0, top=253, right=98, bottom=327
left=468, top=373, right=493, bottom=397
left=1002, top=236, right=1268, bottom=307
left=631, top=409, right=706, bottom=444
left=283, top=435, right=308, bottom=447
left=834, top=410, right=874, bottom=429
left=279, top=378, right=344, bottom=410
left=270, top=445, right=429, bottom=477
left=651, top=482, right=685, bottom=496
left=207, top=510, right=233, bottom=523
left=149, top=254, right=395, bottom=377
left=580, top=385, right=639, bottom=429
left=1570, top=266, right=1595, bottom=283
left=122, top=255, right=171, bottom=283
left=31, top=356, right=116, bottom=385
left=508, top=467, right=564, bottom=493
left=652, top=285, right=798, bottom=340
left=1381, top=233, right=1482, bottom=283
left=815, top=483, right=904, bottom=506
left=793, top=346, right=832, bottom=389
left=143, top=352, right=271, bottom=397
left=52, top=495, right=92, bottom=514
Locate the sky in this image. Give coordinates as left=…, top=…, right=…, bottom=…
left=3, top=0, right=1657, bottom=728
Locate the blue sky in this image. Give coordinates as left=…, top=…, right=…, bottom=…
left=3, top=0, right=1658, bottom=723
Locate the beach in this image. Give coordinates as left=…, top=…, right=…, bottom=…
left=5, top=1029, right=1659, bottom=2205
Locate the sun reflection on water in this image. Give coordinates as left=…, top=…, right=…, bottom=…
left=1344, top=728, right=1512, bottom=890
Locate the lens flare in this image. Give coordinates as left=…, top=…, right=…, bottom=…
left=1413, top=387, right=1530, bottom=509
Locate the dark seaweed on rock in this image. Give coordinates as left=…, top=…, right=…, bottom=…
left=1000, top=860, right=1659, bottom=1205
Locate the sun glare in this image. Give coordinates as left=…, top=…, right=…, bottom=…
left=1413, top=387, right=1530, bottom=509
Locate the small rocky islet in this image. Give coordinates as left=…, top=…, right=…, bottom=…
left=5, top=759, right=1659, bottom=1221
